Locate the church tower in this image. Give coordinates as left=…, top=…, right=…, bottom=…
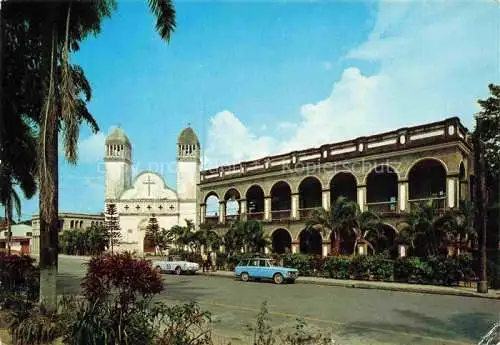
left=176, top=126, right=201, bottom=225
left=104, top=128, right=132, bottom=201
left=176, top=126, right=201, bottom=200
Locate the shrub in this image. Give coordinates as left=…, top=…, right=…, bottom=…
left=368, top=255, right=394, bottom=281
left=323, top=256, right=350, bottom=279
left=281, top=254, right=313, bottom=276
left=65, top=252, right=164, bottom=345
left=155, top=302, right=215, bottom=345
left=349, top=255, right=371, bottom=280
left=0, top=254, right=39, bottom=308
left=393, top=257, right=432, bottom=283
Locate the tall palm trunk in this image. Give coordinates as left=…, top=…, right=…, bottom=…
left=6, top=195, right=12, bottom=255
left=474, top=135, right=488, bottom=293
left=38, top=15, right=59, bottom=310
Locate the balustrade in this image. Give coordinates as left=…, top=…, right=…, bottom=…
left=298, top=207, right=321, bottom=220
left=271, top=210, right=291, bottom=221
left=365, top=201, right=398, bottom=215
left=408, top=196, right=447, bottom=215
left=247, top=212, right=264, bottom=221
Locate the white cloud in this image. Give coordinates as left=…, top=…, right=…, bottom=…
left=205, top=1, right=499, bottom=168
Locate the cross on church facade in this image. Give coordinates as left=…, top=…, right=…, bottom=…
left=143, top=175, right=156, bottom=197
left=169, top=205, right=175, bottom=211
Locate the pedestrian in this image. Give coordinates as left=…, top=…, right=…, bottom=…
left=207, top=252, right=212, bottom=272
left=201, top=251, right=208, bottom=272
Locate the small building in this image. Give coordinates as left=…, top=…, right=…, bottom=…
left=31, top=212, right=105, bottom=254
left=0, top=223, right=33, bottom=254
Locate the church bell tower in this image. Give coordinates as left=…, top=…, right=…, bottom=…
left=176, top=126, right=201, bottom=201
left=104, top=127, right=132, bottom=201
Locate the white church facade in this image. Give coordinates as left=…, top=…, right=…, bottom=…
left=104, top=126, right=200, bottom=255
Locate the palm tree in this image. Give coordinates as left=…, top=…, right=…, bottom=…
left=398, top=200, right=449, bottom=257
left=0, top=173, right=22, bottom=255
left=307, top=197, right=382, bottom=255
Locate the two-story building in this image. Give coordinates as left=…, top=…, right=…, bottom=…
left=197, top=117, right=473, bottom=257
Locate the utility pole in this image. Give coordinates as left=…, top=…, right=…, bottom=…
left=474, top=135, right=488, bottom=293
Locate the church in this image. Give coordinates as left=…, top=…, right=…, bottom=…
left=104, top=126, right=200, bottom=255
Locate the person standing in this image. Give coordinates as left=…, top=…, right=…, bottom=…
left=207, top=252, right=212, bottom=272
left=211, top=251, right=217, bottom=271
left=201, top=251, right=208, bottom=272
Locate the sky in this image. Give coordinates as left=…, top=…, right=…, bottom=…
left=11, top=0, right=500, bottom=220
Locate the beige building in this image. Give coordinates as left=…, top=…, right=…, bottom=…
left=0, top=223, right=32, bottom=254
left=31, top=212, right=104, bottom=254
left=198, top=117, right=473, bottom=257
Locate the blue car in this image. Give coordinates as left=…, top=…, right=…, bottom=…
left=234, top=257, right=299, bottom=284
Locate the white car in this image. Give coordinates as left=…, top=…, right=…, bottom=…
left=151, top=256, right=200, bottom=275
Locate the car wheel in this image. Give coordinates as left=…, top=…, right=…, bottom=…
left=155, top=265, right=162, bottom=273
left=273, top=273, right=284, bottom=284
left=241, top=272, right=249, bottom=282
left=174, top=266, right=182, bottom=275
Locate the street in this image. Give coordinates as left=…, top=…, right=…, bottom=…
left=55, top=256, right=499, bottom=345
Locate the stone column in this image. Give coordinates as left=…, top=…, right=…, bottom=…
left=357, top=186, right=366, bottom=211
left=322, top=189, right=330, bottom=210
left=291, top=193, right=299, bottom=219
left=447, top=176, right=457, bottom=209
left=239, top=199, right=247, bottom=220
left=291, top=242, right=299, bottom=254
left=218, top=201, right=226, bottom=223
left=398, top=181, right=408, bottom=212
left=322, top=242, right=329, bottom=257
left=264, top=196, right=271, bottom=221
left=200, top=204, right=206, bottom=224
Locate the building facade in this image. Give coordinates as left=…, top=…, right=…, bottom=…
left=104, top=127, right=200, bottom=255
left=198, top=117, right=473, bottom=257
left=31, top=212, right=105, bottom=253
left=0, top=223, right=32, bottom=254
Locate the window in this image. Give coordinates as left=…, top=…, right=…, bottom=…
left=128, top=229, right=133, bottom=234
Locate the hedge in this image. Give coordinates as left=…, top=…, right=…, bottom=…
left=162, top=250, right=497, bottom=288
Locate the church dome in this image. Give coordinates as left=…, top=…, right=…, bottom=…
left=105, top=127, right=131, bottom=147
left=178, top=127, right=200, bottom=146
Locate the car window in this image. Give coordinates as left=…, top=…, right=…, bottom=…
left=248, top=259, right=260, bottom=267
left=260, top=259, right=270, bottom=267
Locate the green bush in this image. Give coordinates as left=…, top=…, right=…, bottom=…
left=323, top=256, right=350, bottom=279
left=0, top=254, right=39, bottom=311
left=393, top=257, right=432, bottom=283
left=368, top=255, right=394, bottom=281
left=349, top=255, right=371, bottom=280
left=281, top=254, right=313, bottom=276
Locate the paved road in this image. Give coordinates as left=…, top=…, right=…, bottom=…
left=55, top=256, right=499, bottom=345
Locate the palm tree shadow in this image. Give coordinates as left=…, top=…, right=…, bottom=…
left=338, top=309, right=497, bottom=344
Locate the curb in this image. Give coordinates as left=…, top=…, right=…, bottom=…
left=197, top=272, right=500, bottom=300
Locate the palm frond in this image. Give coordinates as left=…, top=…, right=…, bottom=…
left=147, top=0, right=176, bottom=42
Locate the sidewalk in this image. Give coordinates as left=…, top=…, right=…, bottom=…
left=199, top=270, right=500, bottom=300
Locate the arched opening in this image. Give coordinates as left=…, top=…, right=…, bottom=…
left=299, top=229, right=322, bottom=255
left=271, top=228, right=292, bottom=254
left=270, top=181, right=291, bottom=221
left=330, top=172, right=357, bottom=205
left=408, top=159, right=446, bottom=212
left=143, top=235, right=155, bottom=254
left=224, top=188, right=241, bottom=222
left=459, top=162, right=467, bottom=204
left=369, top=224, right=397, bottom=258
left=330, top=229, right=355, bottom=255
left=246, top=185, right=265, bottom=220
left=366, top=165, right=398, bottom=214
left=205, top=193, right=220, bottom=225
left=298, top=177, right=322, bottom=219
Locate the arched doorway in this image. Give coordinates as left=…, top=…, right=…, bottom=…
left=366, top=165, right=398, bottom=214
left=270, top=181, right=292, bottom=221
left=299, top=229, right=322, bottom=255
left=298, top=176, right=322, bottom=219
left=330, top=172, right=357, bottom=205
left=246, top=185, right=265, bottom=220
left=408, top=159, right=446, bottom=212
left=271, top=228, right=292, bottom=254
left=138, top=218, right=154, bottom=254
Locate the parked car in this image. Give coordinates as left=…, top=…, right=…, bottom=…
left=234, top=257, right=298, bottom=284
left=151, top=255, right=200, bottom=275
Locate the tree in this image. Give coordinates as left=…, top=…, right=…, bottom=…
left=104, top=203, right=121, bottom=253
left=0, top=173, right=21, bottom=255
left=224, top=220, right=269, bottom=254
left=2, top=0, right=176, bottom=310
left=306, top=197, right=380, bottom=255
left=145, top=215, right=167, bottom=255
left=166, top=219, right=196, bottom=251
left=474, top=83, right=500, bottom=291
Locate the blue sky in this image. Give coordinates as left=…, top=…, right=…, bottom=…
left=11, top=0, right=500, bottom=220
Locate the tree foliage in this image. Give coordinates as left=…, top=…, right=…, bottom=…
left=104, top=203, right=121, bottom=253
